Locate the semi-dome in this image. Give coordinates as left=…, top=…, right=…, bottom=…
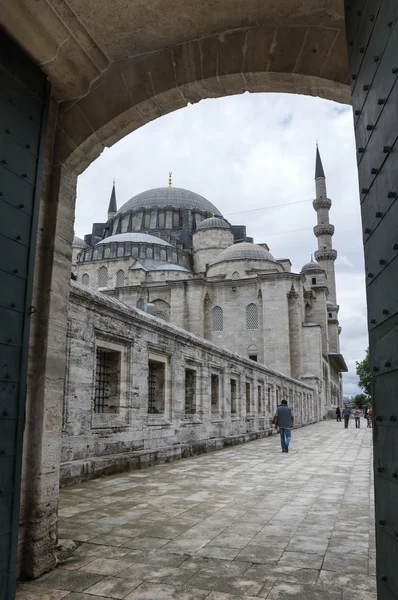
left=301, top=259, right=323, bottom=273
left=214, top=242, right=276, bottom=264
left=196, top=217, right=230, bottom=231
left=116, top=187, right=222, bottom=216
left=73, top=235, right=88, bottom=249
left=97, top=233, right=171, bottom=246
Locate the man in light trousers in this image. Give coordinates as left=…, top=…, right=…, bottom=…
left=274, top=399, right=294, bottom=453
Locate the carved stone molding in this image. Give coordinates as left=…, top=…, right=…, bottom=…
left=314, top=224, right=335, bottom=237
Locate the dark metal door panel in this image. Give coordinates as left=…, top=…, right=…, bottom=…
left=0, top=29, right=49, bottom=600
left=344, top=2, right=398, bottom=599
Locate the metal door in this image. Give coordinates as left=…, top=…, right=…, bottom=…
left=344, top=2, right=398, bottom=598
left=0, top=29, right=49, bottom=599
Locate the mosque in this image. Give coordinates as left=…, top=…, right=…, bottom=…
left=73, top=146, right=346, bottom=405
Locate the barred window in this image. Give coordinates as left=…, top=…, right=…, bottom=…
left=94, top=348, right=121, bottom=414
left=212, top=306, right=223, bottom=331
left=160, top=249, right=167, bottom=261
left=158, top=212, right=165, bottom=227
left=98, top=266, right=108, bottom=287
left=117, top=246, right=124, bottom=257
left=144, top=213, right=150, bottom=229
left=132, top=247, right=138, bottom=258
left=232, top=271, right=240, bottom=280
left=116, top=269, right=125, bottom=287
left=246, top=303, right=258, bottom=329
left=82, top=273, right=90, bottom=286
left=104, top=246, right=111, bottom=258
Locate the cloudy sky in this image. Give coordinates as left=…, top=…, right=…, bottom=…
left=75, top=92, right=368, bottom=396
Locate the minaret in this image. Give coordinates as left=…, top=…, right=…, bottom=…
left=313, top=145, right=337, bottom=304
left=107, top=180, right=117, bottom=221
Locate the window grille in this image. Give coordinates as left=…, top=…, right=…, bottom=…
left=98, top=266, right=108, bottom=287
left=171, top=252, right=177, bottom=263
left=246, top=382, right=251, bottom=414
left=148, top=360, right=165, bottom=414
left=185, top=369, right=196, bottom=414
left=132, top=247, right=138, bottom=258
left=146, top=247, right=153, bottom=259
left=93, top=250, right=98, bottom=260
left=117, top=246, right=124, bottom=257
left=104, top=246, right=110, bottom=258
left=246, top=303, right=258, bottom=329
left=258, top=385, right=262, bottom=414
left=268, top=387, right=271, bottom=411
left=82, top=273, right=90, bottom=286
left=230, top=379, right=237, bottom=414
left=116, top=269, right=125, bottom=287
left=232, top=271, right=240, bottom=280
left=94, top=348, right=120, bottom=413
left=212, top=306, right=223, bottom=331
left=211, top=374, right=219, bottom=413
left=144, top=213, right=150, bottom=229
left=160, top=249, right=166, bottom=261
left=158, top=212, right=165, bottom=227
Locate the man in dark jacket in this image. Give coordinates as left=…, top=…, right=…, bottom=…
left=274, top=400, right=294, bottom=453
left=336, top=406, right=341, bottom=422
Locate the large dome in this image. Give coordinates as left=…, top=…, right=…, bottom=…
left=97, top=233, right=171, bottom=246
left=214, top=242, right=276, bottom=264
left=116, top=187, right=222, bottom=216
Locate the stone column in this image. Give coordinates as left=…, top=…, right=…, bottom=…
left=18, top=106, right=78, bottom=579
left=287, top=285, right=303, bottom=380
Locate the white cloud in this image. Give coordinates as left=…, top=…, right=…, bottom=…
left=76, top=92, right=368, bottom=395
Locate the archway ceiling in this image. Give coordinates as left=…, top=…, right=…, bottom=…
left=1, top=0, right=350, bottom=170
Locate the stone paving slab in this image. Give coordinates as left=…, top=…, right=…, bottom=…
left=17, top=422, right=376, bottom=599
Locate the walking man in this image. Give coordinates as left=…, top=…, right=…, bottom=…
left=336, top=406, right=342, bottom=422
left=274, top=399, right=294, bottom=453
left=353, top=407, right=361, bottom=428
left=342, top=405, right=351, bottom=429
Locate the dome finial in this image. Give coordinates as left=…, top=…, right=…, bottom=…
left=311, top=253, right=314, bottom=261
left=168, top=171, right=172, bottom=187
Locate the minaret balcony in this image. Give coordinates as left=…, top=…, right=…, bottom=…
left=315, top=249, right=337, bottom=262
left=313, top=197, right=332, bottom=210
left=314, top=224, right=335, bottom=238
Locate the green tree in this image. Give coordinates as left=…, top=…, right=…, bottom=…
left=355, top=348, right=371, bottom=400
left=353, top=393, right=368, bottom=409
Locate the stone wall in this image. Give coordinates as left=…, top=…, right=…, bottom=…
left=61, top=282, right=319, bottom=486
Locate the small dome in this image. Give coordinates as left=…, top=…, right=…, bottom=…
left=196, top=217, right=230, bottom=232
left=150, top=264, right=191, bottom=272
left=213, top=242, right=275, bottom=264
left=116, top=187, right=222, bottom=216
left=301, top=259, right=323, bottom=274
left=97, top=233, right=171, bottom=246
left=73, top=235, right=87, bottom=249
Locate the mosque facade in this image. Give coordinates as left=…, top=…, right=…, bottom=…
left=63, top=148, right=347, bottom=481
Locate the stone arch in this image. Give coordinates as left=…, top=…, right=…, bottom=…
left=116, top=269, right=125, bottom=287
left=246, top=303, right=258, bottom=330
left=151, top=299, right=171, bottom=322
left=81, top=273, right=90, bottom=286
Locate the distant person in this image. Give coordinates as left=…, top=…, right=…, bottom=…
left=367, top=404, right=373, bottom=428
left=342, top=406, right=351, bottom=429
left=353, top=407, right=361, bottom=428
left=274, top=399, right=294, bottom=453
left=336, top=406, right=341, bottom=422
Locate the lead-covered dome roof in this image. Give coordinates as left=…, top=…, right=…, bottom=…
left=73, top=235, right=88, bottom=249
left=301, top=259, right=323, bottom=273
left=196, top=217, right=231, bottom=231
left=97, top=233, right=171, bottom=246
left=214, top=242, right=276, bottom=263
left=116, top=187, right=222, bottom=216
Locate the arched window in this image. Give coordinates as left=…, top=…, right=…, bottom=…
left=131, top=215, right=137, bottom=230
left=82, top=273, right=90, bottom=286
left=116, top=269, right=125, bottom=287
left=146, top=247, right=153, bottom=259
left=171, top=252, right=177, bottom=263
left=98, top=266, right=108, bottom=288
left=144, top=213, right=150, bottom=229
left=232, top=271, right=240, bottom=280
left=104, top=246, right=110, bottom=258
left=173, top=212, right=180, bottom=228
left=246, top=303, right=258, bottom=329
left=132, top=247, right=138, bottom=258
left=212, top=306, right=223, bottom=332
left=158, top=212, right=165, bottom=227
left=117, top=246, right=124, bottom=257
left=160, top=249, right=166, bottom=261
left=93, top=249, right=99, bottom=260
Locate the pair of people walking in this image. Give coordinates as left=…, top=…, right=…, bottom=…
left=337, top=405, right=371, bottom=428
left=274, top=400, right=294, bottom=453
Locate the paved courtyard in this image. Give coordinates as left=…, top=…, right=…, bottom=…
left=17, top=421, right=376, bottom=600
